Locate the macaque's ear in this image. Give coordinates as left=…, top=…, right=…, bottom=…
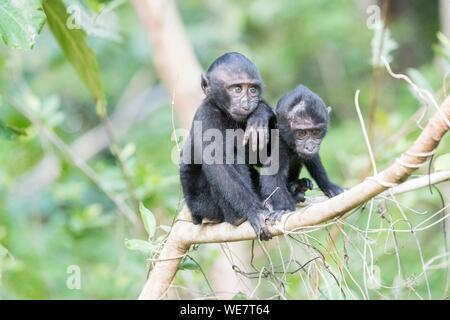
left=327, top=106, right=332, bottom=114
left=201, top=74, right=210, bottom=95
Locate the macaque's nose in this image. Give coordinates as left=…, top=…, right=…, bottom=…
left=305, top=141, right=316, bottom=152
left=241, top=99, right=250, bottom=111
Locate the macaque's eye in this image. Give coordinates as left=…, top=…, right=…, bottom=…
left=296, top=130, right=307, bottom=139
left=249, top=86, right=258, bottom=95
left=233, top=86, right=243, bottom=93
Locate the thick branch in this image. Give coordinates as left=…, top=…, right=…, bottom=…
left=385, top=170, right=450, bottom=195
left=139, top=96, right=450, bottom=299
left=138, top=228, right=190, bottom=299
left=173, top=96, right=450, bottom=244
left=253, top=169, right=450, bottom=211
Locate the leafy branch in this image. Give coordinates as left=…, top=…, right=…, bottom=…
left=42, top=0, right=141, bottom=217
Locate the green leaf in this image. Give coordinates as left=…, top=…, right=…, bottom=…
left=0, top=120, right=26, bottom=140
left=84, top=0, right=106, bottom=13
left=179, top=257, right=199, bottom=271
left=42, top=0, right=105, bottom=103
left=434, top=153, right=450, bottom=172
left=0, top=0, right=46, bottom=49
left=124, top=239, right=155, bottom=256
left=139, top=203, right=156, bottom=239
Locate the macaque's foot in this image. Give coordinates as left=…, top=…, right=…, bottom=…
left=192, top=214, right=203, bottom=225
left=249, top=211, right=273, bottom=241
left=265, top=210, right=289, bottom=225
left=293, top=192, right=306, bottom=203
left=323, top=184, right=345, bottom=198
left=263, top=190, right=296, bottom=212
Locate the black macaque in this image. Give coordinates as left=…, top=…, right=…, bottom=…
left=260, top=85, right=344, bottom=212
left=180, top=52, right=282, bottom=241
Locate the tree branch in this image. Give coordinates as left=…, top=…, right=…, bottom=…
left=138, top=96, right=450, bottom=299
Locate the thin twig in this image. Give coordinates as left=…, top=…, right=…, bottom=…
left=14, top=104, right=141, bottom=230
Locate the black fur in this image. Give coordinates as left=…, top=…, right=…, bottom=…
left=180, top=52, right=280, bottom=240
left=260, top=85, right=344, bottom=211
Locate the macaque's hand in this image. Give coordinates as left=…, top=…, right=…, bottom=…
left=243, top=117, right=269, bottom=152
left=288, top=178, right=313, bottom=203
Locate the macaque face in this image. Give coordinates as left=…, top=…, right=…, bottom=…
left=291, top=120, right=326, bottom=158
left=204, top=70, right=262, bottom=122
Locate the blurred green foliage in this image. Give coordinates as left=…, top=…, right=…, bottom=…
left=0, top=0, right=449, bottom=299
